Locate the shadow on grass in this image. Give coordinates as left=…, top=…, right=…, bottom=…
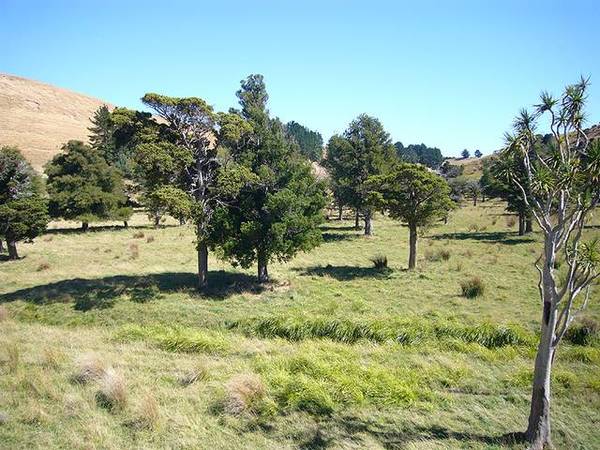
left=295, top=265, right=392, bottom=281
left=430, top=231, right=535, bottom=245
left=337, top=416, right=527, bottom=448
left=319, top=225, right=360, bottom=232
left=0, top=271, right=265, bottom=310
left=45, top=223, right=179, bottom=235
left=322, top=232, right=359, bottom=243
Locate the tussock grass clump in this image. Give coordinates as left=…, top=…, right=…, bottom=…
left=41, top=347, right=65, bottom=369
left=116, top=324, right=231, bottom=354
left=146, top=235, right=155, bottom=243
left=0, top=305, right=9, bottom=322
left=460, top=276, right=485, bottom=298
left=36, top=261, right=51, bottom=271
left=424, top=249, right=451, bottom=262
left=132, top=231, right=145, bottom=239
left=5, top=343, right=20, bottom=372
left=126, top=393, right=160, bottom=430
left=223, top=373, right=267, bottom=416
left=71, top=353, right=106, bottom=384
left=96, top=367, right=127, bottom=411
left=178, top=363, right=209, bottom=386
left=565, top=317, right=599, bottom=346
left=369, top=254, right=388, bottom=269
left=129, top=243, right=139, bottom=259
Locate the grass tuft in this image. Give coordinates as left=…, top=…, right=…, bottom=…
left=369, top=254, right=388, bottom=269
left=565, top=317, right=598, bottom=346
left=223, top=373, right=267, bottom=416
left=460, top=276, right=485, bottom=298
left=71, top=353, right=106, bottom=384
left=96, top=367, right=127, bottom=411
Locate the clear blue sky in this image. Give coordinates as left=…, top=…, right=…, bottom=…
left=2, top=0, right=599, bottom=156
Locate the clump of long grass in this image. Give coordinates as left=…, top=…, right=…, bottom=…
left=223, top=373, right=267, bottom=416
left=425, top=249, right=451, bottom=262
left=6, top=343, right=20, bottom=372
left=0, top=305, right=9, bottom=321
left=369, top=254, right=388, bottom=270
left=132, top=231, right=145, bottom=239
left=460, top=276, right=485, bottom=298
left=71, top=353, right=106, bottom=384
left=36, top=262, right=51, bottom=271
left=96, top=367, right=127, bottom=411
left=565, top=317, right=598, bottom=346
left=41, top=347, right=65, bottom=369
left=434, top=322, right=530, bottom=348
left=146, top=235, right=155, bottom=243
left=178, top=363, right=209, bottom=386
left=126, top=393, right=160, bottom=430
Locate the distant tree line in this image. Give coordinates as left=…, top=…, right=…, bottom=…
left=394, top=142, right=444, bottom=169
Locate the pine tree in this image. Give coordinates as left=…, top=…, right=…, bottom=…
left=0, top=146, right=49, bottom=259
left=45, top=140, right=132, bottom=230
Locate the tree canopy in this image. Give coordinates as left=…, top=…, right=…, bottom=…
left=284, top=121, right=323, bottom=161
left=395, top=142, right=444, bottom=169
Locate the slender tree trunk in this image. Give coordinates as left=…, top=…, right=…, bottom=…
left=257, top=250, right=269, bottom=283
left=408, top=223, right=417, bottom=270
left=525, top=218, right=533, bottom=234
left=364, top=210, right=373, bottom=236
left=0, top=239, right=4, bottom=253
left=518, top=212, right=525, bottom=236
left=82, top=222, right=89, bottom=232
left=123, top=221, right=128, bottom=228
left=197, top=234, right=208, bottom=289
left=154, top=215, right=160, bottom=228
left=354, top=210, right=360, bottom=229
left=473, top=196, right=477, bottom=207
left=338, top=204, right=343, bottom=221
left=7, top=239, right=19, bottom=260
left=526, top=291, right=557, bottom=448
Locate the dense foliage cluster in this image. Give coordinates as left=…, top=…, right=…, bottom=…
left=284, top=121, right=323, bottom=161
left=394, top=142, right=444, bottom=169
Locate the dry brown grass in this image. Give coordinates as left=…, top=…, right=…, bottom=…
left=132, top=231, right=145, bottom=239
left=127, top=393, right=160, bottom=430
left=5, top=343, right=20, bottom=372
left=129, top=243, right=139, bottom=259
left=41, top=347, right=65, bottom=369
left=0, top=305, right=9, bottom=321
left=178, top=363, right=209, bottom=386
left=0, top=73, right=114, bottom=171
left=223, top=373, right=266, bottom=416
left=36, top=261, right=51, bottom=271
left=71, top=353, right=106, bottom=384
left=96, top=367, right=127, bottom=411
left=146, top=235, right=155, bottom=243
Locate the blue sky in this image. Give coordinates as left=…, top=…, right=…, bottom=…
left=1, top=0, right=599, bottom=156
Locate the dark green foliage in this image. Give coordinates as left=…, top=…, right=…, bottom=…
left=460, top=276, right=485, bottom=298
left=45, top=140, right=132, bottom=226
left=0, top=146, right=49, bottom=258
left=370, top=254, right=388, bottom=269
left=474, top=149, right=483, bottom=158
left=439, top=160, right=464, bottom=178
left=284, top=121, right=323, bottom=161
left=209, top=74, right=326, bottom=281
left=565, top=318, right=599, bottom=346
left=325, top=115, right=396, bottom=234
left=461, top=149, right=470, bottom=159
left=395, top=142, right=444, bottom=169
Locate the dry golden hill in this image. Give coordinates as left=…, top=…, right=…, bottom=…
left=0, top=73, right=113, bottom=171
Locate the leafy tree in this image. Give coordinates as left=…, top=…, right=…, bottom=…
left=284, top=121, right=323, bottom=161
left=474, top=149, right=483, bottom=158
left=0, top=146, right=49, bottom=259
left=210, top=74, right=326, bottom=282
left=325, top=114, right=396, bottom=235
left=368, top=164, right=453, bottom=269
left=45, top=140, right=132, bottom=231
left=88, top=105, right=115, bottom=160
left=500, top=79, right=600, bottom=448
left=461, top=149, right=470, bottom=159
left=395, top=142, right=443, bottom=168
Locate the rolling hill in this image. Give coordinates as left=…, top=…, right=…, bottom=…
left=0, top=73, right=113, bottom=171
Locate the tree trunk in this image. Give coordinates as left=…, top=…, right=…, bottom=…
left=123, top=221, right=128, bottom=228
left=525, top=218, right=533, bottom=234
left=364, top=210, right=373, bottom=236
left=154, top=215, right=160, bottom=228
left=257, top=251, right=269, bottom=283
left=7, top=239, right=19, bottom=260
left=473, top=195, right=477, bottom=207
left=518, top=212, right=525, bottom=236
left=354, top=210, right=360, bottom=229
left=0, top=239, right=4, bottom=253
left=82, top=222, right=89, bottom=232
left=408, top=223, right=417, bottom=270
left=338, top=204, right=343, bottom=221
left=526, top=300, right=557, bottom=449
left=179, top=217, right=186, bottom=226
left=197, top=237, right=208, bottom=289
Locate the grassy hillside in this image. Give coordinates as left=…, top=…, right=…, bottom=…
left=1, top=202, right=599, bottom=449
left=0, top=73, right=113, bottom=171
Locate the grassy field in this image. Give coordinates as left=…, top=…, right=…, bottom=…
left=1, top=201, right=599, bottom=449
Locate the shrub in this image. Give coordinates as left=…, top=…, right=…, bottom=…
left=129, top=243, right=139, bottom=259
left=96, top=367, right=127, bottom=411
left=36, top=262, right=51, bottom=271
left=132, top=231, right=145, bottom=239
left=71, top=353, right=106, bottom=384
left=369, top=254, right=387, bottom=269
left=146, top=235, right=155, bottom=243
left=460, top=276, right=485, bottom=298
left=565, top=317, right=599, bottom=346
left=223, top=373, right=267, bottom=416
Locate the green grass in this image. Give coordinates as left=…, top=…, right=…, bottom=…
left=1, top=201, right=599, bottom=449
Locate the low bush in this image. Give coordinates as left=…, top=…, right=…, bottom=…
left=460, top=276, right=484, bottom=298
left=565, top=317, right=599, bottom=346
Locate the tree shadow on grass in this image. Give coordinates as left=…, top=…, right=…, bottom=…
left=337, top=416, right=527, bottom=449
left=0, top=271, right=265, bottom=310
left=321, top=233, right=359, bottom=243
left=294, top=265, right=393, bottom=281
left=319, top=225, right=360, bottom=232
left=45, top=223, right=179, bottom=235
left=430, top=231, right=535, bottom=245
